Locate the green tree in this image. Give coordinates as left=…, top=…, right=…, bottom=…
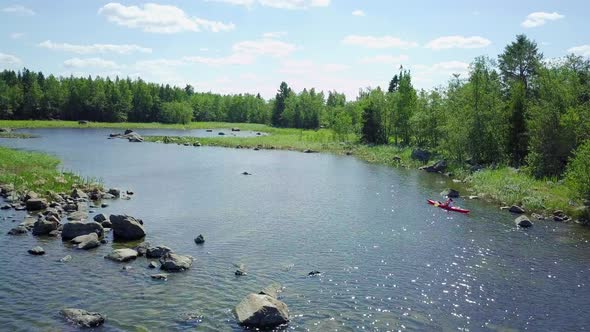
left=161, top=101, right=192, bottom=124
left=565, top=139, right=590, bottom=200
left=361, top=88, right=387, bottom=144
left=272, top=82, right=291, bottom=127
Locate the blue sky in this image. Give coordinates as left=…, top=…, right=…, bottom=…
left=1, top=0, right=589, bottom=98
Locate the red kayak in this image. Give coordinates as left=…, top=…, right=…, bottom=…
left=427, top=199, right=470, bottom=214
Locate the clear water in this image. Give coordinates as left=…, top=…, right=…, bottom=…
left=1, top=128, right=589, bottom=331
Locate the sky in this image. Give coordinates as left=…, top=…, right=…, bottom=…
left=1, top=0, right=589, bottom=99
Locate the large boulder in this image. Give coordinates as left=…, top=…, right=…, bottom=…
left=61, top=221, right=104, bottom=241
left=32, top=218, right=59, bottom=236
left=60, top=308, right=105, bottom=328
left=419, top=160, right=447, bottom=173
left=105, top=248, right=138, bottom=262
left=109, top=215, right=146, bottom=241
left=515, top=215, right=533, bottom=228
left=25, top=198, right=48, bottom=211
left=235, top=293, right=289, bottom=329
left=159, top=252, right=193, bottom=272
left=146, top=245, right=173, bottom=259
left=411, top=149, right=431, bottom=162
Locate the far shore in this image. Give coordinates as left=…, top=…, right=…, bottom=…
left=0, top=119, right=586, bottom=223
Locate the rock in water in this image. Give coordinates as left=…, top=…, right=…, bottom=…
left=194, top=234, right=205, bottom=244
left=71, top=188, right=88, bottom=200
left=59, top=255, right=72, bottom=263
left=151, top=273, right=168, bottom=280
left=109, top=214, right=146, bottom=241
left=61, top=221, right=104, bottom=240
left=148, top=261, right=158, bottom=269
left=32, top=219, right=59, bottom=236
left=159, top=252, right=193, bottom=272
left=509, top=205, right=526, bottom=214
left=25, top=198, right=48, bottom=211
left=60, top=308, right=105, bottom=328
left=71, top=233, right=101, bottom=250
left=441, top=188, right=460, bottom=198
left=134, top=241, right=151, bottom=256
left=93, top=213, right=107, bottom=223
left=107, top=188, right=121, bottom=197
left=419, top=160, right=447, bottom=173
left=7, top=225, right=28, bottom=235
left=28, top=246, right=45, bottom=255
left=146, top=245, right=173, bottom=258
left=105, top=248, right=138, bottom=262
left=515, top=215, right=533, bottom=228
left=235, top=293, right=289, bottom=329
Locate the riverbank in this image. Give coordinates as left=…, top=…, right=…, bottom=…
left=0, top=146, right=98, bottom=199
left=0, top=120, right=585, bottom=220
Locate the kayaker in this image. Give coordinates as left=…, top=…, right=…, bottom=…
left=444, top=198, right=454, bottom=207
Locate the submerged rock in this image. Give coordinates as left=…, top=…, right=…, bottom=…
left=308, top=271, right=321, bottom=276
left=148, top=261, right=158, bottom=269
left=235, top=293, right=289, bottom=329
left=60, top=308, right=105, bottom=328
left=109, top=214, right=146, bottom=241
left=59, top=255, right=72, bottom=263
left=28, top=246, right=45, bottom=255
left=159, top=252, right=193, bottom=272
left=515, top=215, right=533, bottom=228
left=105, top=248, right=138, bottom=262
left=7, top=225, right=28, bottom=235
left=151, top=273, right=168, bottom=280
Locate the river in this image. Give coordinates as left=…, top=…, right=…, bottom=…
left=1, top=128, right=589, bottom=331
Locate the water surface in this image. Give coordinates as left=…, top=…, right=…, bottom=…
left=1, top=128, right=589, bottom=331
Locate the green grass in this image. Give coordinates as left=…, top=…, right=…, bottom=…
left=0, top=146, right=100, bottom=199
left=466, top=168, right=576, bottom=215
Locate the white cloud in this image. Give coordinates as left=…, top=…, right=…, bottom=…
left=568, top=45, right=590, bottom=57
left=258, top=0, right=329, bottom=9
left=9, top=32, right=24, bottom=39
left=342, top=35, right=418, bottom=49
left=279, top=59, right=348, bottom=75
left=63, top=57, right=121, bottom=69
left=208, top=0, right=328, bottom=9
left=2, top=5, right=35, bottom=15
left=352, top=9, right=365, bottom=16
left=183, top=54, right=256, bottom=65
left=360, top=54, right=409, bottom=65
left=521, top=11, right=564, bottom=28
left=233, top=38, right=297, bottom=57
left=39, top=40, right=152, bottom=55
left=426, top=35, right=491, bottom=50
left=98, top=2, right=235, bottom=33
left=262, top=31, right=287, bottom=39
left=207, top=0, right=255, bottom=6
left=0, top=52, right=22, bottom=66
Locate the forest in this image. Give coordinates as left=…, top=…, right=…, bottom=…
left=1, top=34, right=589, bottom=200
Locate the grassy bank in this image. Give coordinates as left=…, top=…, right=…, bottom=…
left=0, top=146, right=98, bottom=198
